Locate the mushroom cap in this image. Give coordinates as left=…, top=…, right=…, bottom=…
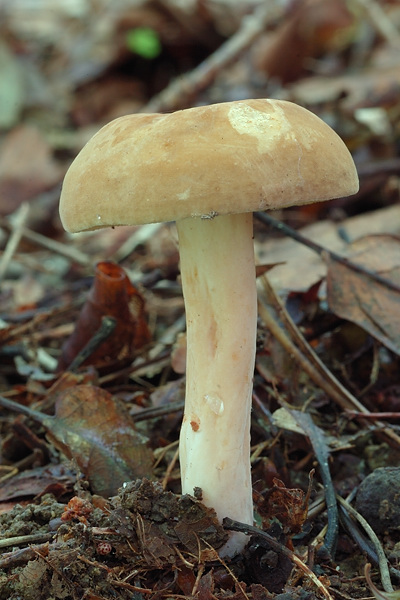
left=60, top=99, right=359, bottom=232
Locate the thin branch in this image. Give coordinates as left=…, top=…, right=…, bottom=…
left=223, top=518, right=334, bottom=600
left=141, top=3, right=280, bottom=113
left=0, top=215, right=90, bottom=266
left=290, top=411, right=338, bottom=559
left=0, top=532, right=54, bottom=549
left=66, top=315, right=117, bottom=371
left=354, top=0, right=400, bottom=49
left=258, top=283, right=367, bottom=414
left=0, top=203, right=30, bottom=282
left=255, top=211, right=400, bottom=295
left=258, top=281, right=400, bottom=448
left=337, top=495, right=393, bottom=593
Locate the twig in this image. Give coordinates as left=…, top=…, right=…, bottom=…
left=346, top=411, right=400, bottom=420
left=354, top=0, right=400, bottom=49
left=31, top=545, right=76, bottom=592
left=0, top=542, right=56, bottom=570
left=141, top=3, right=280, bottom=113
left=66, top=315, right=117, bottom=371
left=0, top=203, right=30, bottom=282
left=109, top=578, right=160, bottom=594
left=357, top=157, right=400, bottom=179
left=98, top=349, right=171, bottom=385
left=202, top=539, right=250, bottom=600
left=258, top=276, right=400, bottom=448
left=161, top=445, right=179, bottom=490
left=0, top=394, right=46, bottom=422
left=132, top=400, right=184, bottom=422
left=0, top=532, right=54, bottom=549
left=257, top=293, right=366, bottom=413
left=0, top=215, right=90, bottom=266
left=255, top=212, right=400, bottom=295
left=153, top=440, right=179, bottom=470
left=290, top=411, right=338, bottom=559
left=223, top=518, right=334, bottom=600
left=112, top=223, right=163, bottom=263
left=336, top=495, right=393, bottom=593
left=364, top=563, right=400, bottom=600
left=339, top=507, right=386, bottom=571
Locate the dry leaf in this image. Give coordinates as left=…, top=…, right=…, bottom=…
left=58, top=261, right=151, bottom=371
left=257, top=204, right=400, bottom=295
left=253, top=0, right=356, bottom=83
left=257, top=478, right=309, bottom=535
left=326, top=235, right=400, bottom=355
left=0, top=464, right=75, bottom=503
left=0, top=125, right=61, bottom=215
left=46, top=385, right=154, bottom=497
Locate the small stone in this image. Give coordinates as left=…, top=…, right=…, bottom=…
left=355, top=467, right=400, bottom=534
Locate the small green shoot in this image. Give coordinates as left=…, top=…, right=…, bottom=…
left=126, top=27, right=162, bottom=60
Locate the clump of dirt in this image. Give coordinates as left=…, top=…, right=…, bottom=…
left=0, top=494, right=65, bottom=538
left=0, top=480, right=250, bottom=600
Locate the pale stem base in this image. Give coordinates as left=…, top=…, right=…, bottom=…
left=176, top=212, right=257, bottom=557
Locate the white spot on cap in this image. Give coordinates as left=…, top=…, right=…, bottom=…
left=227, top=102, right=320, bottom=154
left=177, top=188, right=191, bottom=201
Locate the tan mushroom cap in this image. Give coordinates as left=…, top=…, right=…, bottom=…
left=60, top=99, right=359, bottom=232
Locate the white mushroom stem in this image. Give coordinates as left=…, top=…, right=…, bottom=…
left=176, top=212, right=257, bottom=557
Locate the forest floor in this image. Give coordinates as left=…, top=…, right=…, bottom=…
left=0, top=1, right=400, bottom=599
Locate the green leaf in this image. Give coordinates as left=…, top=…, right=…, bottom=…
left=126, top=27, right=162, bottom=60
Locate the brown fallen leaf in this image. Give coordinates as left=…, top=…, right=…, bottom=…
left=326, top=234, right=400, bottom=355
left=257, top=204, right=400, bottom=295
left=47, top=385, right=154, bottom=496
left=252, top=0, right=356, bottom=83
left=0, top=464, right=75, bottom=504
left=0, top=386, right=154, bottom=497
left=0, top=125, right=61, bottom=216
left=290, top=63, right=400, bottom=113
left=256, top=478, right=310, bottom=537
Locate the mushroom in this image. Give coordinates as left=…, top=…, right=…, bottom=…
left=59, top=99, right=359, bottom=556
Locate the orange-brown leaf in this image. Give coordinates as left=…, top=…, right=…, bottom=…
left=58, top=261, right=151, bottom=371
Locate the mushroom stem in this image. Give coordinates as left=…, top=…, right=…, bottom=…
left=176, top=212, right=257, bottom=557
